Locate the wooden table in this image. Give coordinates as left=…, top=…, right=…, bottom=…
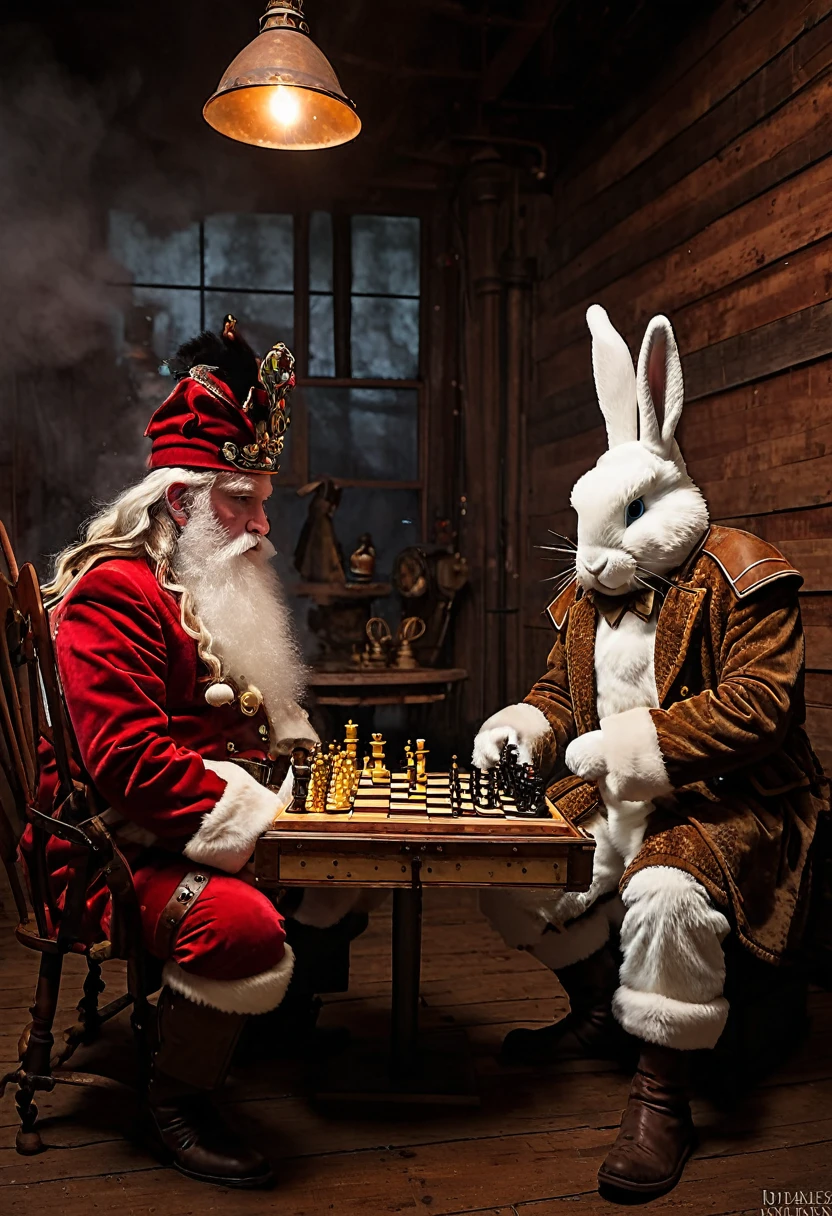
left=255, top=774, right=594, bottom=1102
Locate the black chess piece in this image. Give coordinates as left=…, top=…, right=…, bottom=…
left=485, top=767, right=500, bottom=810
left=471, top=766, right=482, bottom=807
left=291, top=746, right=311, bottom=813
left=449, top=756, right=462, bottom=817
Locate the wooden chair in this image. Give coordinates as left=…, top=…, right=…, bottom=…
left=0, top=521, right=151, bottom=1154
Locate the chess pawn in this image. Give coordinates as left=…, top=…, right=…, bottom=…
left=405, top=742, right=417, bottom=793
left=415, top=738, right=429, bottom=790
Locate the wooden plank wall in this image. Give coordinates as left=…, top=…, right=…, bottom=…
left=524, top=0, right=832, bottom=771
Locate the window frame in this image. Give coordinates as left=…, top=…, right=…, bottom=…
left=119, top=208, right=427, bottom=534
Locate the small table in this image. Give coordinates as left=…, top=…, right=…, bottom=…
left=255, top=774, right=594, bottom=1103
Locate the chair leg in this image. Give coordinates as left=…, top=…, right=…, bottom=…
left=78, top=958, right=106, bottom=1043
left=16, top=951, right=64, bottom=1155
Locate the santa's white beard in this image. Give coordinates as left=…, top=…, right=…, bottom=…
left=173, top=491, right=306, bottom=734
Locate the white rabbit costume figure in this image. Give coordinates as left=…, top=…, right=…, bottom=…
left=473, top=305, right=827, bottom=1200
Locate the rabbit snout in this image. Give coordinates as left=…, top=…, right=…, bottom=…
left=576, top=546, right=637, bottom=594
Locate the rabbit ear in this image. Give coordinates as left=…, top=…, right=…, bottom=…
left=637, top=315, right=684, bottom=457
left=586, top=305, right=637, bottom=449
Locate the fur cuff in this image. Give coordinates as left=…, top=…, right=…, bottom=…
left=269, top=700, right=321, bottom=755
left=612, top=984, right=729, bottom=1050
left=183, top=759, right=282, bottom=874
left=162, top=945, right=295, bottom=1015
left=293, top=887, right=361, bottom=929
left=472, top=701, right=553, bottom=768
left=600, top=707, right=672, bottom=802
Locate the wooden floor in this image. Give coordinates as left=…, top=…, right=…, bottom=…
left=1, top=890, right=830, bottom=1216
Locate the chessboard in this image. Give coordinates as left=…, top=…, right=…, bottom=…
left=351, top=771, right=541, bottom=819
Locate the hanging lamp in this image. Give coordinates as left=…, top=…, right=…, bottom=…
left=203, top=1, right=361, bottom=151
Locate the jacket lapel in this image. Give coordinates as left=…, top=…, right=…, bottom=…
left=654, top=583, right=708, bottom=705
left=566, top=594, right=599, bottom=734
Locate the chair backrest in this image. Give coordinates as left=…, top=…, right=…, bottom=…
left=0, top=519, right=85, bottom=932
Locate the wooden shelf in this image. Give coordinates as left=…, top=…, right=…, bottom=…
left=292, top=581, right=392, bottom=604
left=307, top=668, right=467, bottom=687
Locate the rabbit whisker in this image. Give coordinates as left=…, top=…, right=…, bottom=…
left=635, top=565, right=698, bottom=595
left=547, top=530, right=577, bottom=549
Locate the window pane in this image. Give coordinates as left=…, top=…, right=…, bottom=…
left=306, top=386, right=418, bottom=481
left=204, top=291, right=294, bottom=358
left=133, top=287, right=202, bottom=361
left=336, top=488, right=420, bottom=580
left=352, top=216, right=420, bottom=296
left=204, top=213, right=294, bottom=290
left=310, top=211, right=333, bottom=292
left=109, top=211, right=200, bottom=286
left=309, top=294, right=335, bottom=376
left=351, top=297, right=419, bottom=379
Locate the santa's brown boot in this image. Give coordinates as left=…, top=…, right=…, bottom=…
left=597, top=1042, right=696, bottom=1200
left=502, top=943, right=626, bottom=1064
left=147, top=987, right=273, bottom=1189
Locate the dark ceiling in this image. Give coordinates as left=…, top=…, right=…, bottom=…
left=0, top=0, right=713, bottom=214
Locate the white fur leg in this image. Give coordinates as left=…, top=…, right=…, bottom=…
left=293, top=887, right=361, bottom=929
left=162, top=945, right=295, bottom=1015
left=612, top=985, right=728, bottom=1050
left=533, top=906, right=613, bottom=971
left=472, top=702, right=553, bottom=768
left=600, top=707, right=672, bottom=802
left=183, top=759, right=282, bottom=874
left=614, top=865, right=730, bottom=1049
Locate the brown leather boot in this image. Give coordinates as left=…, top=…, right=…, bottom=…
left=501, top=943, right=627, bottom=1065
left=147, top=987, right=273, bottom=1188
left=597, top=1042, right=696, bottom=1199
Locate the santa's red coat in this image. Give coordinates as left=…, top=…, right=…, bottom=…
left=27, top=555, right=310, bottom=1012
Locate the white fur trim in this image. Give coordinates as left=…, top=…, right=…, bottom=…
left=612, top=985, right=728, bottom=1050
left=472, top=702, right=553, bottom=768
left=586, top=304, right=638, bottom=449
left=183, top=758, right=285, bottom=874
left=293, top=887, right=362, bottom=929
left=162, top=945, right=295, bottom=1015
left=615, top=865, right=730, bottom=1048
left=600, top=706, right=672, bottom=802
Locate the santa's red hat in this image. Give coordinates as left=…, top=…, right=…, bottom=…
left=145, top=319, right=295, bottom=476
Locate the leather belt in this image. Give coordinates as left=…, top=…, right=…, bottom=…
left=155, top=869, right=211, bottom=958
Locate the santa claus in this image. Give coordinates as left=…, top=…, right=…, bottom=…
left=34, top=319, right=360, bottom=1188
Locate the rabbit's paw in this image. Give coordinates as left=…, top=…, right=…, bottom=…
left=472, top=702, right=551, bottom=769
left=565, top=731, right=608, bottom=781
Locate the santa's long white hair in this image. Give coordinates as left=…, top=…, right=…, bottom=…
left=45, top=467, right=304, bottom=711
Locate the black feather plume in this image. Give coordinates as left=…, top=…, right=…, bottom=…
left=167, top=326, right=260, bottom=407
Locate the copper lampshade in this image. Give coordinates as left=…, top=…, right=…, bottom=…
left=203, top=1, right=361, bottom=151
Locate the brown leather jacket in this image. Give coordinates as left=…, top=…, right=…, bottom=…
left=527, top=525, right=829, bottom=964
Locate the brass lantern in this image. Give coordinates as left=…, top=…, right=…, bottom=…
left=203, top=1, right=361, bottom=151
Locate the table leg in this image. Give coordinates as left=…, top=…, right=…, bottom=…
left=390, top=884, right=422, bottom=1076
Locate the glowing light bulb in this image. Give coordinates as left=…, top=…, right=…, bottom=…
left=269, top=85, right=301, bottom=126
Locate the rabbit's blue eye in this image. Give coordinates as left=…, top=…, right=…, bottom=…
left=625, top=498, right=645, bottom=525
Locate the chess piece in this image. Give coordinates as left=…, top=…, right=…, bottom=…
left=329, top=752, right=352, bottom=812
left=291, top=746, right=311, bottom=813
left=394, top=616, right=426, bottom=670
left=370, top=732, right=390, bottom=785
left=349, top=532, right=376, bottom=582
left=471, top=766, right=482, bottom=807
left=405, top=741, right=417, bottom=793
left=366, top=617, right=392, bottom=667
left=306, top=745, right=329, bottom=812
left=415, top=738, right=429, bottom=790
left=449, top=755, right=461, bottom=817
left=344, top=719, right=359, bottom=760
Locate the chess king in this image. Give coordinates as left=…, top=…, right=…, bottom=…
left=473, top=306, right=829, bottom=1200
left=30, top=319, right=362, bottom=1188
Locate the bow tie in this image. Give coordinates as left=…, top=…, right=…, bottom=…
left=591, top=586, right=656, bottom=629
